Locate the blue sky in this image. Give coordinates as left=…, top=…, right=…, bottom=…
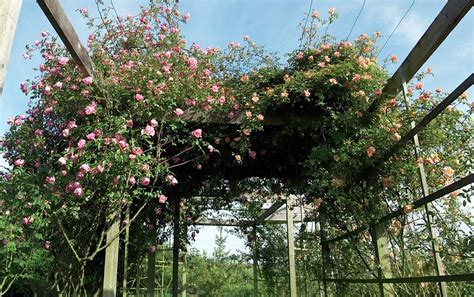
left=0, top=0, right=472, bottom=253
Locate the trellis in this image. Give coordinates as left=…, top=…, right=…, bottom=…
left=9, top=0, right=473, bottom=296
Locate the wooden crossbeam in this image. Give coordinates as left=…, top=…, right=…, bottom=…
left=325, top=273, right=474, bottom=284
left=363, top=0, right=472, bottom=122
left=359, top=73, right=473, bottom=180
left=254, top=201, right=285, bottom=225
left=194, top=217, right=250, bottom=227
left=37, top=0, right=94, bottom=78
left=324, top=174, right=473, bottom=244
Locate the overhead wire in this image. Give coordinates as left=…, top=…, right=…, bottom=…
left=299, top=0, right=315, bottom=49
left=345, top=0, right=366, bottom=41
left=377, top=0, right=416, bottom=58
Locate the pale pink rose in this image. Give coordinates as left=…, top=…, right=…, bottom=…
left=192, top=129, right=202, bottom=139
left=41, top=31, right=48, bottom=37
left=97, top=164, right=104, bottom=173
left=141, top=125, right=156, bottom=137
left=86, top=133, right=96, bottom=140
left=352, top=74, right=361, bottom=82
left=54, top=81, right=63, bottom=89
left=58, top=57, right=69, bottom=65
left=367, top=146, right=376, bottom=157
left=150, top=119, right=158, bottom=127
left=390, top=55, right=397, bottom=63
left=67, top=121, right=77, bottom=129
left=14, top=159, right=25, bottom=167
left=158, top=194, right=167, bottom=204
left=132, top=147, right=143, bottom=155
left=82, top=76, right=93, bottom=85
left=141, top=164, right=150, bottom=172
left=73, top=187, right=83, bottom=197
left=166, top=175, right=178, bottom=186
left=304, top=90, right=311, bottom=97
left=207, top=145, right=214, bottom=153
left=249, top=151, right=257, bottom=159
left=46, top=176, right=56, bottom=184
left=126, top=119, right=133, bottom=128
left=22, top=217, right=32, bottom=226
left=77, top=139, right=86, bottom=149
left=211, top=85, right=219, bottom=93
left=188, top=57, right=197, bottom=70
left=129, top=176, right=136, bottom=186
left=415, top=82, right=423, bottom=90
left=135, top=94, right=144, bottom=101
left=183, top=12, right=191, bottom=22
left=174, top=108, right=184, bottom=116
left=84, top=101, right=97, bottom=115
left=62, top=129, right=69, bottom=137
left=80, top=164, right=91, bottom=173
left=329, top=78, right=338, bottom=85
left=35, top=129, right=43, bottom=136
left=58, top=157, right=67, bottom=165
left=140, top=177, right=150, bottom=186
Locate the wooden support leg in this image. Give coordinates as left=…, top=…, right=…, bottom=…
left=172, top=200, right=180, bottom=297
left=146, top=250, right=156, bottom=297
left=319, top=211, right=330, bottom=297
left=252, top=226, right=259, bottom=297
left=286, top=196, right=297, bottom=297
left=103, top=212, right=120, bottom=297
left=371, top=223, right=395, bottom=297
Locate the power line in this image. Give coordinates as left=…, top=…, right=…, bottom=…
left=345, top=0, right=366, bottom=41
left=377, top=0, right=416, bottom=58
left=299, top=0, right=315, bottom=49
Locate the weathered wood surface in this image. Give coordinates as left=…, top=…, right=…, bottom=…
left=37, top=0, right=94, bottom=78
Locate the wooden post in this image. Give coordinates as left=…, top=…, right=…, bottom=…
left=286, top=196, right=297, bottom=297
left=0, top=0, right=23, bottom=95
left=37, top=0, right=94, bottom=78
left=319, top=211, right=330, bottom=297
left=252, top=226, right=259, bottom=297
left=371, top=223, right=395, bottom=297
left=181, top=223, right=187, bottom=297
left=172, top=200, right=180, bottom=297
left=147, top=212, right=156, bottom=297
left=401, top=81, right=448, bottom=296
left=103, top=211, right=120, bottom=297
left=122, top=205, right=130, bottom=297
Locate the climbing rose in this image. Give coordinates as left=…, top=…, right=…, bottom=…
left=192, top=129, right=202, bottom=138
left=442, top=166, right=454, bottom=178
left=82, top=76, right=93, bottom=85
left=174, top=108, right=184, bottom=116
left=367, top=146, right=376, bottom=157
left=14, top=159, right=25, bottom=167
left=141, top=177, right=150, bottom=186
left=135, top=94, right=144, bottom=101
left=141, top=125, right=155, bottom=137
left=188, top=57, right=197, bottom=70
left=58, top=57, right=69, bottom=65
left=158, top=194, right=167, bottom=204
left=77, top=139, right=86, bottom=149
left=45, top=176, right=56, bottom=184
left=73, top=187, right=83, bottom=197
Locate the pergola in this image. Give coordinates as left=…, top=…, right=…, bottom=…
left=1, top=0, right=473, bottom=296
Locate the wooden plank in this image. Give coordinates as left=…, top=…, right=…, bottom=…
left=324, top=174, right=474, bottom=244
left=363, top=0, right=472, bottom=121
left=325, top=273, right=474, bottom=284
left=371, top=224, right=395, bottom=296
left=37, top=0, right=94, bottom=78
left=286, top=196, right=297, bottom=297
left=252, top=226, right=259, bottom=297
left=172, top=200, right=180, bottom=297
left=401, top=81, right=448, bottom=297
left=359, top=74, right=473, bottom=180
left=254, top=201, right=285, bottom=225
left=103, top=212, right=120, bottom=297
left=194, top=217, right=250, bottom=227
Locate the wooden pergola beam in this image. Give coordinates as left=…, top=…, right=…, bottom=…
left=254, top=201, right=285, bottom=225
left=37, top=0, right=94, bottom=78
left=364, top=0, right=472, bottom=120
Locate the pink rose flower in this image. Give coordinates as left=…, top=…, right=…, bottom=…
left=79, top=164, right=91, bottom=173
left=86, top=133, right=96, bottom=140
left=58, top=157, right=67, bottom=165
left=150, top=119, right=158, bottom=127
left=367, top=146, right=376, bottom=158
left=249, top=151, right=257, bottom=159
left=188, top=57, right=197, bottom=70
left=14, top=159, right=25, bottom=167
left=62, top=129, right=69, bottom=137
left=73, top=187, right=83, bottom=197
left=129, top=176, right=136, bottom=186
left=158, top=194, right=167, bottom=204
left=58, top=57, right=69, bottom=65
left=141, top=125, right=156, bottom=137
left=192, top=129, right=202, bottom=139
left=84, top=101, right=97, bottom=115
left=141, top=177, right=150, bottom=186
left=166, top=175, right=178, bottom=186
left=77, top=139, right=86, bottom=149
left=135, top=94, right=144, bottom=101
left=67, top=121, right=77, bottom=129
left=82, top=76, right=93, bottom=85
left=35, top=129, right=43, bottom=136
left=46, top=176, right=56, bottom=184
left=174, top=108, right=184, bottom=116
